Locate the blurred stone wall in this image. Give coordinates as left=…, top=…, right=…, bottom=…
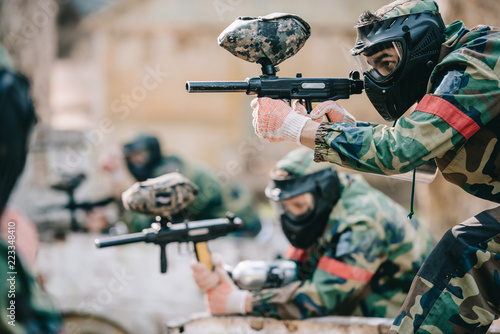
left=0, top=1, right=105, bottom=226
left=0, top=1, right=63, bottom=215
left=4, top=0, right=500, bottom=240
left=81, top=0, right=389, bottom=199
left=0, top=0, right=57, bottom=124
left=440, top=0, right=500, bottom=28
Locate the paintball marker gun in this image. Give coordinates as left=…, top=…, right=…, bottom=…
left=94, top=172, right=243, bottom=273
left=186, top=13, right=364, bottom=111
left=43, top=173, right=114, bottom=232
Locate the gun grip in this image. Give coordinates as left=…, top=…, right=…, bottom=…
left=195, top=242, right=213, bottom=271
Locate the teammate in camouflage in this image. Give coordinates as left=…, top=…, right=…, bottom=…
left=251, top=0, right=500, bottom=332
left=218, top=13, right=311, bottom=66
left=122, top=172, right=198, bottom=218
left=123, top=133, right=261, bottom=235
left=191, top=147, right=434, bottom=319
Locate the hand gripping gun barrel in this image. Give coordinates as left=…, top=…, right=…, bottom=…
left=185, top=13, right=364, bottom=111
left=94, top=173, right=242, bottom=273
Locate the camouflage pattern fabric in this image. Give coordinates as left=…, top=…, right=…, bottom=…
left=274, top=146, right=338, bottom=176
left=155, top=156, right=260, bottom=233
left=126, top=155, right=261, bottom=236
left=251, top=171, right=435, bottom=319
left=122, top=172, right=199, bottom=217
left=375, top=0, right=439, bottom=19
left=314, top=23, right=500, bottom=203
left=0, top=240, right=62, bottom=334
left=311, top=0, right=500, bottom=331
left=153, top=156, right=225, bottom=221
left=389, top=207, right=500, bottom=333
left=218, top=13, right=311, bottom=66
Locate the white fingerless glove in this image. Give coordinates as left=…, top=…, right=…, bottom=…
left=292, top=100, right=356, bottom=126
left=199, top=264, right=250, bottom=315
left=224, top=288, right=250, bottom=315
left=251, top=97, right=309, bottom=143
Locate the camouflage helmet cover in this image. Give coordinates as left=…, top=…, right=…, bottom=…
left=218, top=12, right=311, bottom=66
left=351, top=0, right=441, bottom=57
left=376, top=0, right=440, bottom=19
left=274, top=147, right=335, bottom=177
left=350, top=0, right=444, bottom=121
left=122, top=172, right=199, bottom=217
left=265, top=147, right=338, bottom=202
left=265, top=147, right=341, bottom=249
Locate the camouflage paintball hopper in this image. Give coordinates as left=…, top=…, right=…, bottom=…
left=122, top=172, right=199, bottom=217
left=218, top=12, right=311, bottom=66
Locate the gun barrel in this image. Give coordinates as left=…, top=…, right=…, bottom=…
left=186, top=81, right=249, bottom=93
left=95, top=232, right=147, bottom=248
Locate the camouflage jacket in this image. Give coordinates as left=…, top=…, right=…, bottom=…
left=0, top=240, right=62, bottom=334
left=250, top=173, right=434, bottom=319
left=126, top=155, right=261, bottom=236
left=314, top=22, right=500, bottom=203
left=154, top=156, right=226, bottom=220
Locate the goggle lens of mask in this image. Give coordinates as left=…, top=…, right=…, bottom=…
left=355, top=41, right=403, bottom=82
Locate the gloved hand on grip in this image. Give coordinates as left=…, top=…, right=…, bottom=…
left=292, top=100, right=356, bottom=126
left=191, top=261, right=250, bottom=315
left=251, top=97, right=310, bottom=143
left=191, top=260, right=220, bottom=291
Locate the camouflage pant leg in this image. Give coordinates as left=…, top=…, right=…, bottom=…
left=389, top=207, right=500, bottom=334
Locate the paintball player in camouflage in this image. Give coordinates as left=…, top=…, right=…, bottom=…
left=191, top=147, right=434, bottom=319
left=251, top=0, right=500, bottom=332
left=122, top=133, right=261, bottom=235
left=0, top=45, right=63, bottom=333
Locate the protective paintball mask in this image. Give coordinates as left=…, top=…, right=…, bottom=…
left=265, top=168, right=341, bottom=249
left=351, top=12, right=445, bottom=121
left=123, top=135, right=162, bottom=181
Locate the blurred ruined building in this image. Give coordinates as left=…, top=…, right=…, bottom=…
left=2, top=0, right=499, bottom=240
left=3, top=0, right=390, bottom=227
left=1, top=0, right=500, bottom=333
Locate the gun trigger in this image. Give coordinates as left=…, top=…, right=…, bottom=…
left=306, top=100, right=313, bottom=113
left=177, top=242, right=191, bottom=255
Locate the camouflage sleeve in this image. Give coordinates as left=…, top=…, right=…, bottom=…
left=315, top=55, right=500, bottom=175
left=314, top=36, right=500, bottom=176
left=250, top=221, right=385, bottom=319
left=184, top=170, right=225, bottom=220
left=122, top=210, right=154, bottom=232
left=313, top=112, right=456, bottom=175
